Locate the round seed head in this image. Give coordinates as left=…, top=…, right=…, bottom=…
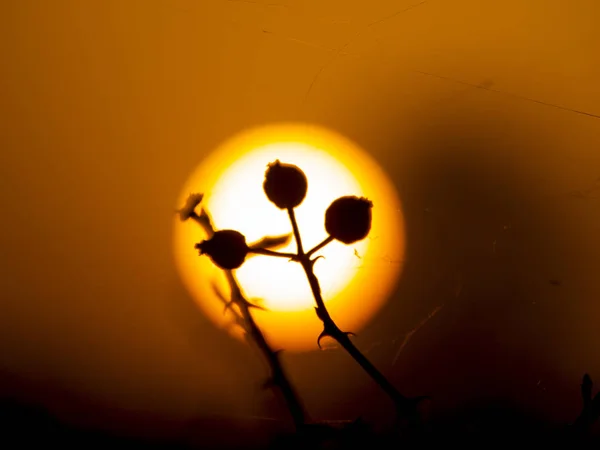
left=325, top=196, right=373, bottom=244
left=263, top=160, right=308, bottom=209
left=195, top=229, right=249, bottom=270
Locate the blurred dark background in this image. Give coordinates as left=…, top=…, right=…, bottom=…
left=1, top=0, right=600, bottom=447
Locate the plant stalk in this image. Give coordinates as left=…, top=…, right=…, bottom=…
left=286, top=207, right=419, bottom=418
left=191, top=210, right=308, bottom=431
left=307, top=236, right=334, bottom=257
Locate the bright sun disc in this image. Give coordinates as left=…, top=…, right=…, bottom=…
left=173, top=123, right=405, bottom=351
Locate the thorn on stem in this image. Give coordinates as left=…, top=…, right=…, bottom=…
left=223, top=300, right=235, bottom=314
left=310, top=255, right=326, bottom=267
left=245, top=298, right=267, bottom=311
left=210, top=282, right=235, bottom=314
left=317, top=330, right=333, bottom=349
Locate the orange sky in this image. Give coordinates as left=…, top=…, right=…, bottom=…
left=1, top=0, right=600, bottom=441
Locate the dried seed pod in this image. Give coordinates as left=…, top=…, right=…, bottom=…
left=178, top=193, right=204, bottom=221
left=263, top=160, right=308, bottom=209
left=325, top=196, right=373, bottom=244
left=195, top=229, right=249, bottom=270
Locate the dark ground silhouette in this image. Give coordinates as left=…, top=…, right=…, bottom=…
left=1, top=373, right=599, bottom=449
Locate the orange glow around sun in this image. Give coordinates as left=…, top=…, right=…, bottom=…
left=173, top=123, right=405, bottom=352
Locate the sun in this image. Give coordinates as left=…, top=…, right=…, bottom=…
left=173, top=123, right=405, bottom=351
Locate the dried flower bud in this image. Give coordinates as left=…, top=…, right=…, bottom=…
left=325, top=196, right=373, bottom=244
left=263, top=160, right=308, bottom=209
left=178, top=193, right=204, bottom=221
left=195, top=229, right=249, bottom=270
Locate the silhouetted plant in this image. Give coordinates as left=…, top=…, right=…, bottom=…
left=192, top=161, right=427, bottom=423
left=177, top=193, right=308, bottom=432
left=572, top=373, right=600, bottom=435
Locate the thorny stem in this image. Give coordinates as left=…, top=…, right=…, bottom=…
left=286, top=207, right=421, bottom=420
left=189, top=210, right=308, bottom=431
